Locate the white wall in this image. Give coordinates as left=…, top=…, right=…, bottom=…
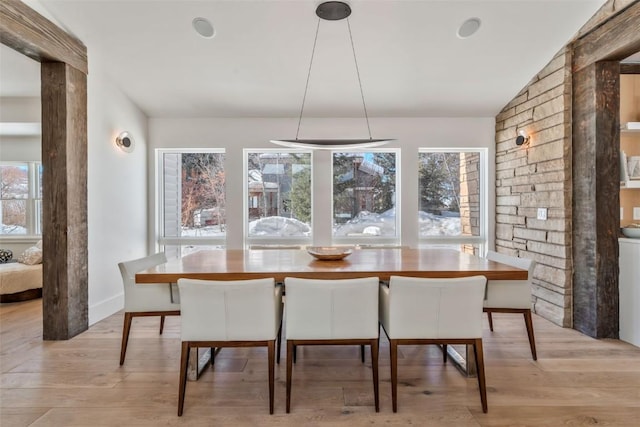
left=86, top=54, right=149, bottom=325
left=0, top=97, right=41, bottom=163
left=0, top=138, right=41, bottom=161
left=149, top=117, right=495, bottom=250
left=0, top=96, right=42, bottom=255
left=0, top=97, right=40, bottom=122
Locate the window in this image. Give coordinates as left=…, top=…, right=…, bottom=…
left=0, top=162, right=42, bottom=236
left=158, top=150, right=225, bottom=257
left=418, top=149, right=486, bottom=254
left=332, top=150, right=399, bottom=243
left=245, top=150, right=312, bottom=245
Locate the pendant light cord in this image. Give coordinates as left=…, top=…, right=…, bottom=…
left=296, top=17, right=321, bottom=141
left=347, top=17, right=372, bottom=140
left=296, top=15, right=373, bottom=141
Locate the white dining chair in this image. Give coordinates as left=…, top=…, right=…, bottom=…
left=177, top=277, right=283, bottom=416
left=484, top=250, right=537, bottom=360
left=117, top=252, right=179, bottom=365
left=380, top=275, right=488, bottom=413
left=284, top=276, right=380, bottom=413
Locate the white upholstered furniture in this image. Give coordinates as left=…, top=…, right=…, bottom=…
left=0, top=262, right=42, bottom=303
left=484, top=250, right=537, bottom=360
left=177, top=277, right=283, bottom=416
left=284, top=276, right=380, bottom=413
left=380, top=275, right=488, bottom=413
left=117, top=252, right=180, bottom=365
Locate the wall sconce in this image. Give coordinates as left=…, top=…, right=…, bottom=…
left=516, top=130, right=530, bottom=146
left=115, top=131, right=135, bottom=153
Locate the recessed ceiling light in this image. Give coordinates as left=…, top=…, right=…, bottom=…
left=457, top=17, right=481, bottom=39
left=192, top=17, right=215, bottom=39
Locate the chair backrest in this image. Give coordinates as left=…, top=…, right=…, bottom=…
left=178, top=278, right=280, bottom=342
left=118, top=252, right=179, bottom=312
left=385, top=275, right=487, bottom=339
left=486, top=250, right=534, bottom=278
left=118, top=252, right=167, bottom=288
left=484, top=251, right=535, bottom=309
left=284, top=277, right=379, bottom=340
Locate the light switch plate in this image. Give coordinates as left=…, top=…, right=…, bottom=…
left=634, top=207, right=640, bottom=220
left=537, top=208, right=548, bottom=220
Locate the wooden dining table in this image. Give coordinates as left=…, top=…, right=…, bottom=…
left=136, top=248, right=527, bottom=379
left=135, top=247, right=528, bottom=283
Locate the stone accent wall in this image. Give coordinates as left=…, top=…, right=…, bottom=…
left=494, top=48, right=573, bottom=327
left=460, top=152, right=481, bottom=256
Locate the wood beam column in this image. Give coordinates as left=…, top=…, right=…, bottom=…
left=572, top=61, right=620, bottom=338
left=41, top=62, right=88, bottom=340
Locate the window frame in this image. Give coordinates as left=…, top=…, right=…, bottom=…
left=0, top=161, right=42, bottom=237
left=330, top=148, right=401, bottom=246
left=155, top=148, right=227, bottom=255
left=417, top=147, right=488, bottom=251
left=243, top=148, right=313, bottom=248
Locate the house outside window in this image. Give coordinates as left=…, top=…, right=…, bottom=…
left=332, top=150, right=399, bottom=245
left=0, top=162, right=42, bottom=236
left=418, top=148, right=487, bottom=255
left=245, top=150, right=312, bottom=247
left=157, top=150, right=225, bottom=257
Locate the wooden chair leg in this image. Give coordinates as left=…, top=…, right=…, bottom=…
left=276, top=323, right=282, bottom=365
left=286, top=340, right=294, bottom=413
left=119, top=312, right=133, bottom=366
left=178, top=342, right=190, bottom=416
left=371, top=339, right=379, bottom=412
left=210, top=347, right=216, bottom=367
left=473, top=338, right=488, bottom=413
left=360, top=344, right=365, bottom=363
left=159, top=315, right=165, bottom=334
left=523, top=309, right=538, bottom=360
left=268, top=340, right=275, bottom=414
left=390, top=339, right=399, bottom=413
left=293, top=344, right=297, bottom=364
left=487, top=311, right=494, bottom=332
left=442, top=344, right=448, bottom=363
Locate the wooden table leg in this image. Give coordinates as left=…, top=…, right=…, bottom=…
left=445, top=344, right=477, bottom=377
left=187, top=347, right=212, bottom=381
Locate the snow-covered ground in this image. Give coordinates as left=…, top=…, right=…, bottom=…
left=1, top=224, right=27, bottom=234
left=334, top=209, right=461, bottom=237
left=3, top=209, right=462, bottom=240
left=168, top=210, right=462, bottom=239
left=248, top=216, right=311, bottom=237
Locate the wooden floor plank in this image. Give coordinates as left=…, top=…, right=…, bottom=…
left=1, top=299, right=640, bottom=426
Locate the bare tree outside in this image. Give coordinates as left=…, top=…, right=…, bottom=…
left=180, top=153, right=226, bottom=231
left=1, top=164, right=33, bottom=235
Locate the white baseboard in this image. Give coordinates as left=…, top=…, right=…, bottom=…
left=89, top=293, right=124, bottom=326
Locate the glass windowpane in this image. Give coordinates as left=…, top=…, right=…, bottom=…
left=1, top=200, right=27, bottom=234
left=246, top=152, right=312, bottom=238
left=332, top=152, right=397, bottom=237
left=418, top=152, right=481, bottom=238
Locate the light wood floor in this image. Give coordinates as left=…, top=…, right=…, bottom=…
left=1, top=299, right=639, bottom=426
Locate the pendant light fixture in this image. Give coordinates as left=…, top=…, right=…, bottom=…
left=270, top=1, right=394, bottom=150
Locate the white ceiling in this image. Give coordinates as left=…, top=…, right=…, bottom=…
left=0, top=0, right=617, bottom=118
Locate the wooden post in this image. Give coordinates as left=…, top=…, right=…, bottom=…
left=572, top=61, right=620, bottom=338
left=1, top=0, right=89, bottom=340
left=40, top=63, right=88, bottom=339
